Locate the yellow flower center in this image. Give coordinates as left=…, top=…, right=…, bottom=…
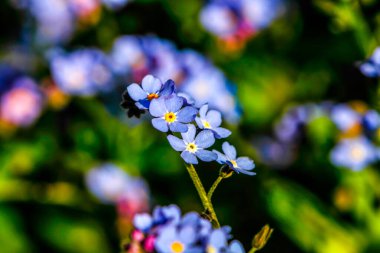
left=202, top=120, right=211, bottom=129
left=351, top=146, right=364, bottom=161
left=170, top=241, right=184, bottom=253
left=186, top=142, right=198, bottom=153
left=230, top=160, right=238, bottom=168
left=164, top=112, right=177, bottom=123
left=207, top=245, right=217, bottom=253
left=147, top=93, right=159, bottom=100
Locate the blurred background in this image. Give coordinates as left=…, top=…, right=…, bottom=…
left=1, top=0, right=380, bottom=252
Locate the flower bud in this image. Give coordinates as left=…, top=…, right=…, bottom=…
left=251, top=224, right=273, bottom=251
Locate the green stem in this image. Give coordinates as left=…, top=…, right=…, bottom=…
left=185, top=164, right=220, bottom=227
left=207, top=176, right=223, bottom=201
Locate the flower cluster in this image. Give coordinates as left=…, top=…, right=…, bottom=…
left=126, top=205, right=246, bottom=253
left=11, top=0, right=130, bottom=45
left=86, top=163, right=150, bottom=218
left=200, top=0, right=285, bottom=50
left=0, top=65, right=45, bottom=128
left=359, top=47, right=380, bottom=77
left=123, top=74, right=255, bottom=175
left=253, top=102, right=380, bottom=171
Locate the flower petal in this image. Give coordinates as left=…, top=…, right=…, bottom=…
left=206, top=110, right=222, bottom=127
left=229, top=240, right=245, bottom=253
left=195, top=117, right=204, bottom=129
left=179, top=226, right=196, bottom=244
left=169, top=122, right=188, bottom=133
left=195, top=130, right=215, bottom=149
left=213, top=127, right=231, bottom=139
left=196, top=149, right=217, bottom=162
left=149, top=97, right=167, bottom=117
left=222, top=142, right=237, bottom=160
left=127, top=83, right=146, bottom=101
left=152, top=118, right=169, bottom=132
left=199, top=104, right=208, bottom=119
left=209, top=229, right=227, bottom=249
left=236, top=157, right=255, bottom=170
left=177, top=106, right=198, bottom=123
left=165, top=95, right=184, bottom=112
left=213, top=150, right=228, bottom=164
left=133, top=213, right=153, bottom=232
left=142, top=75, right=162, bottom=94
left=167, top=135, right=186, bottom=151
left=235, top=168, right=256, bottom=176
left=181, top=124, right=196, bottom=143
left=160, top=79, right=176, bottom=96
left=181, top=151, right=198, bottom=164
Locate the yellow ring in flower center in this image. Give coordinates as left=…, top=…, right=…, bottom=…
left=230, top=160, right=238, bottom=168
left=170, top=241, right=184, bottom=253
left=186, top=142, right=198, bottom=153
left=164, top=112, right=177, bottom=123
left=202, top=120, right=211, bottom=129
left=207, top=245, right=217, bottom=253
left=147, top=93, right=159, bottom=100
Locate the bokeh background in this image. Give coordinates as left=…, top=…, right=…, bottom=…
left=1, top=0, right=380, bottom=252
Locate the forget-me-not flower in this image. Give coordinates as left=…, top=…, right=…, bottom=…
left=206, top=229, right=228, bottom=253
left=149, top=95, right=198, bottom=133
left=127, top=75, right=175, bottom=109
left=167, top=124, right=217, bottom=164
left=195, top=104, right=231, bottom=139
left=213, top=142, right=255, bottom=175
left=155, top=224, right=199, bottom=253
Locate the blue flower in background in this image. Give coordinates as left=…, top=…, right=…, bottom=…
left=127, top=75, right=175, bottom=109
left=228, top=240, right=246, bottom=253
left=206, top=229, right=228, bottom=253
left=149, top=95, right=198, bottom=133
left=167, top=124, right=217, bottom=164
left=153, top=205, right=182, bottom=226
left=330, top=136, right=378, bottom=171
left=195, top=104, right=231, bottom=139
left=360, top=47, right=380, bottom=77
left=133, top=213, right=153, bottom=232
left=101, top=0, right=129, bottom=10
left=155, top=224, right=199, bottom=253
left=213, top=142, right=256, bottom=175
left=50, top=49, right=113, bottom=96
left=330, top=104, right=360, bottom=132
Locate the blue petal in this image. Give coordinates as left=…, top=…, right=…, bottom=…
left=149, top=97, right=167, bottom=117
left=206, top=110, right=222, bottom=127
left=229, top=240, right=245, bottom=253
left=181, top=151, right=198, bottom=164
left=133, top=213, right=153, bottom=232
left=360, top=62, right=378, bottom=77
left=179, top=226, right=196, bottom=244
left=235, top=168, right=256, bottom=176
left=236, top=157, right=255, bottom=170
left=194, top=130, right=215, bottom=149
left=137, top=98, right=150, bottom=109
left=169, top=122, right=188, bottom=133
left=152, top=118, right=169, bottom=132
left=167, top=135, right=186, bottom=151
left=181, top=124, right=196, bottom=143
left=222, top=142, right=237, bottom=160
left=165, top=95, right=184, bottom=112
left=195, top=117, right=204, bottom=129
left=196, top=149, right=217, bottom=162
left=213, top=150, right=227, bottom=164
left=155, top=225, right=177, bottom=252
left=209, top=229, right=227, bottom=249
left=161, top=79, right=176, bottom=96
left=199, top=104, right=208, bottom=119
left=127, top=83, right=146, bottom=101
left=177, top=106, right=198, bottom=123
left=141, top=75, right=162, bottom=94
left=213, top=127, right=231, bottom=139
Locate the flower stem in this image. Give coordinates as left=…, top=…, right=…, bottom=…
left=207, top=176, right=223, bottom=201
left=185, top=163, right=220, bottom=227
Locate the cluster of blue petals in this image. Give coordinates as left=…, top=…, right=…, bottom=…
left=131, top=205, right=246, bottom=253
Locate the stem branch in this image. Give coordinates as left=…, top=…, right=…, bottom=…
left=207, top=176, right=223, bottom=201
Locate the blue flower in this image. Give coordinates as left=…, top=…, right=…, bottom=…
left=127, top=75, right=175, bottom=110
left=213, top=142, right=256, bottom=175
left=360, top=48, right=380, bottom=77
left=133, top=213, right=153, bottom=232
left=167, top=125, right=217, bottom=164
left=155, top=224, right=200, bottom=253
left=228, top=240, right=245, bottom=253
left=206, top=229, right=228, bottom=253
left=149, top=95, right=198, bottom=133
left=330, top=136, right=378, bottom=171
left=195, top=104, right=231, bottom=139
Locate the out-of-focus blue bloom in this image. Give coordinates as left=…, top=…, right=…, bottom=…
left=363, top=110, right=380, bottom=132
left=133, top=213, right=153, bottom=232
left=127, top=75, right=175, bottom=109
left=213, top=142, right=256, bottom=175
left=149, top=95, right=198, bottom=133
left=153, top=205, right=182, bottom=226
left=167, top=124, right=217, bottom=164
left=330, top=104, right=360, bottom=132
left=330, top=136, right=378, bottom=171
left=50, top=49, right=113, bottom=96
left=0, top=75, right=44, bottom=127
left=206, top=229, right=228, bottom=253
left=195, top=104, right=231, bottom=139
left=155, top=224, right=200, bottom=253
left=101, top=0, right=129, bottom=10
left=200, top=2, right=238, bottom=37
left=228, top=240, right=246, bottom=253
left=359, top=48, right=380, bottom=77
left=241, top=0, right=285, bottom=29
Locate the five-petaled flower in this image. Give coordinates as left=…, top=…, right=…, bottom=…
left=155, top=225, right=198, bottom=253
left=150, top=95, right=198, bottom=133
left=195, top=104, right=231, bottom=139
left=167, top=124, right=217, bottom=164
left=127, top=75, right=175, bottom=109
left=213, top=142, right=256, bottom=175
